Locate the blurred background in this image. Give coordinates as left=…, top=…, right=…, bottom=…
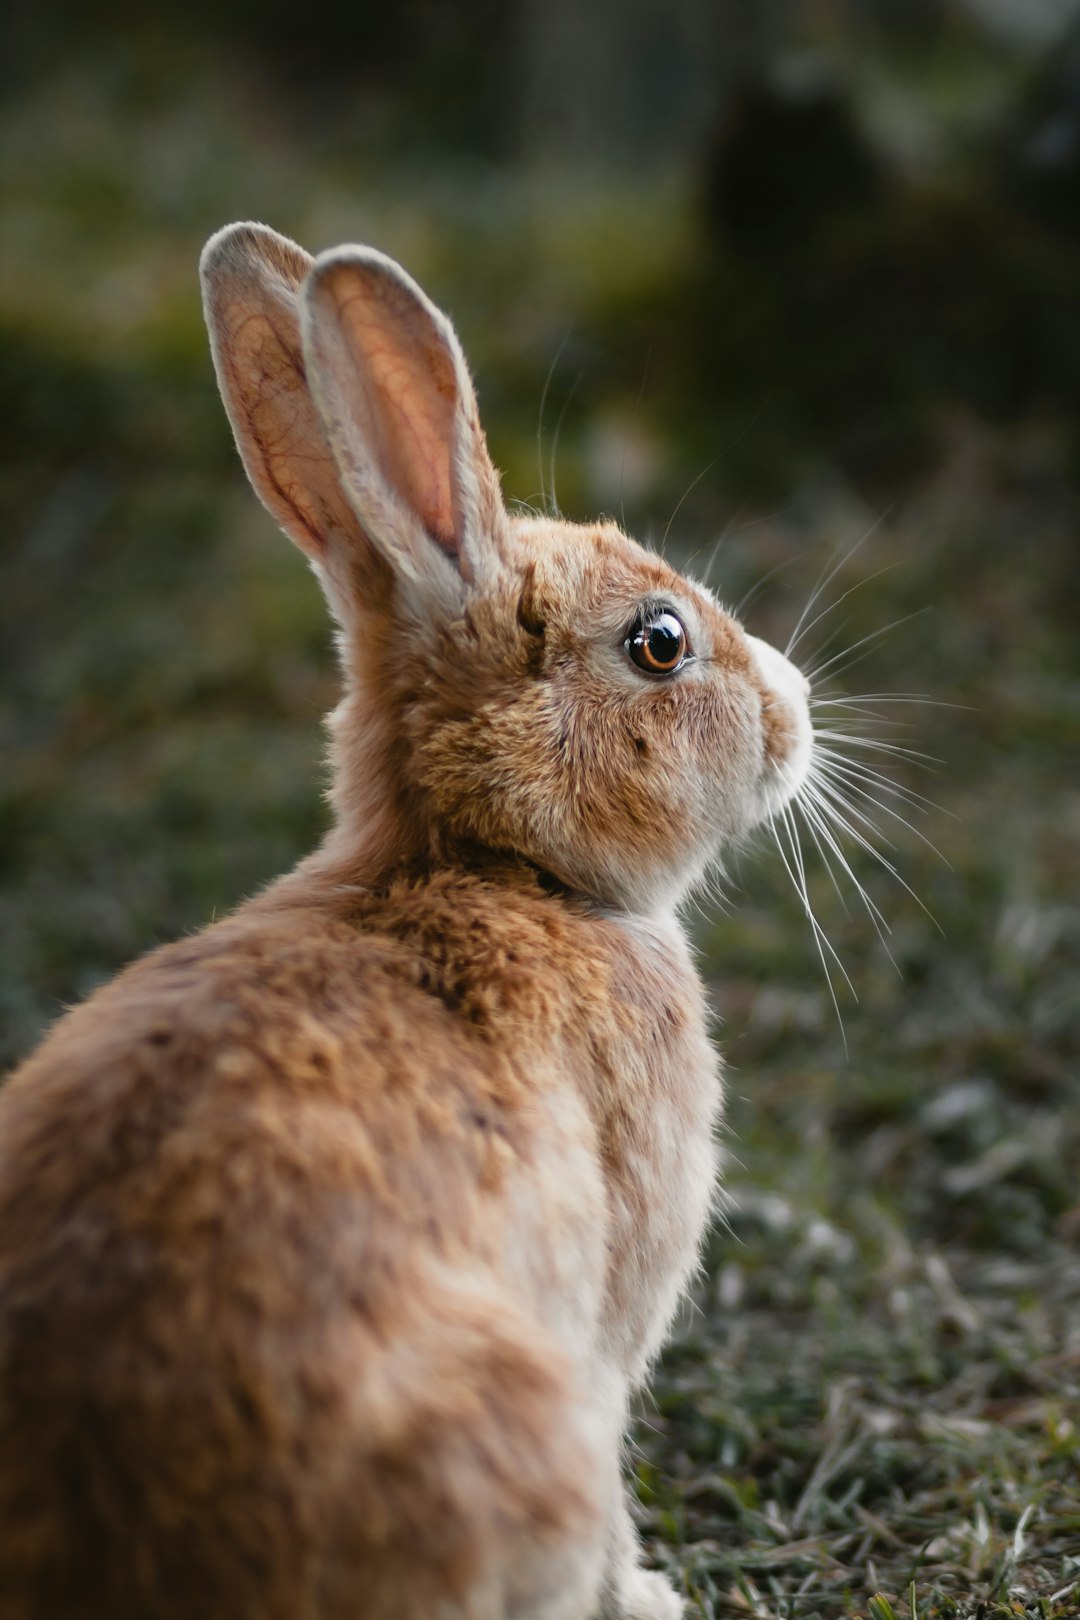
left=1, top=1, right=1078, bottom=1614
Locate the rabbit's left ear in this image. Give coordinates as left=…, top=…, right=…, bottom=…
left=300, top=248, right=510, bottom=605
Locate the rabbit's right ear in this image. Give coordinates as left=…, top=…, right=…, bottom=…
left=298, top=246, right=511, bottom=610
left=200, top=222, right=380, bottom=582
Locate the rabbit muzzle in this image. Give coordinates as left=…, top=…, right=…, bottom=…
left=745, top=633, right=814, bottom=820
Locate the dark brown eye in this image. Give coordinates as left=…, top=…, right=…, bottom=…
left=625, top=609, right=689, bottom=675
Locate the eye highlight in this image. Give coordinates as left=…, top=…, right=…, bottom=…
left=625, top=608, right=690, bottom=676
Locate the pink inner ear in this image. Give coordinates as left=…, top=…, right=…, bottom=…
left=240, top=313, right=338, bottom=557
left=340, top=281, right=460, bottom=558
left=204, top=227, right=385, bottom=572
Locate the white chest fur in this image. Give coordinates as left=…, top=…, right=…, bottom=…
left=587, top=908, right=723, bottom=1381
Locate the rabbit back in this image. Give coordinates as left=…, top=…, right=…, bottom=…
left=0, top=861, right=716, bottom=1618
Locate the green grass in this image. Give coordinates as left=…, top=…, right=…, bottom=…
left=2, top=39, right=1079, bottom=1620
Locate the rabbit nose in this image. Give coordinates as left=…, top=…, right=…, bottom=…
left=745, top=634, right=807, bottom=698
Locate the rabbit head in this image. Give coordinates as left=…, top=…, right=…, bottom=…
left=201, top=223, right=812, bottom=913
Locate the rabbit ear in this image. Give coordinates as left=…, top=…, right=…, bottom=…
left=299, top=247, right=509, bottom=602
left=200, top=222, right=382, bottom=582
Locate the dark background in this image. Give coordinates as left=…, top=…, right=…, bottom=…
left=1, top=3, right=1078, bottom=1615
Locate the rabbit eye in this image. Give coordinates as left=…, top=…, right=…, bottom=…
left=625, top=609, right=689, bottom=676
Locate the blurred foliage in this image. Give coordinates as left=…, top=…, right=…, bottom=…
left=1, top=1, right=1079, bottom=1614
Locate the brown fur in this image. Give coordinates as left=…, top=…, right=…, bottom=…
left=0, top=224, right=814, bottom=1620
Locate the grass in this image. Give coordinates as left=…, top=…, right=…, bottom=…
left=2, top=35, right=1079, bottom=1620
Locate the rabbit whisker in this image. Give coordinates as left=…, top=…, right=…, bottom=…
left=812, top=749, right=947, bottom=815
left=769, top=794, right=852, bottom=1047
left=619, top=347, right=652, bottom=533
left=798, top=784, right=901, bottom=976
left=660, top=454, right=725, bottom=558
left=802, top=608, right=930, bottom=686
left=786, top=559, right=901, bottom=661
left=813, top=758, right=952, bottom=862
left=810, top=691, right=967, bottom=711
left=731, top=534, right=802, bottom=616
left=682, top=500, right=747, bottom=587
left=783, top=510, right=891, bottom=659
left=548, top=371, right=583, bottom=520
left=804, top=769, right=944, bottom=933
left=811, top=729, right=942, bottom=766
left=536, top=324, right=573, bottom=517
left=661, top=399, right=772, bottom=558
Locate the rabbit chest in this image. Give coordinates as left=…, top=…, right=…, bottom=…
left=349, top=872, right=722, bottom=1380
left=583, top=908, right=722, bottom=1376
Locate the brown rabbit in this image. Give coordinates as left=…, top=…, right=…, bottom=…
left=0, top=224, right=813, bottom=1620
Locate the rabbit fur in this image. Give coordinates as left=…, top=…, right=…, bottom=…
left=0, top=223, right=813, bottom=1620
